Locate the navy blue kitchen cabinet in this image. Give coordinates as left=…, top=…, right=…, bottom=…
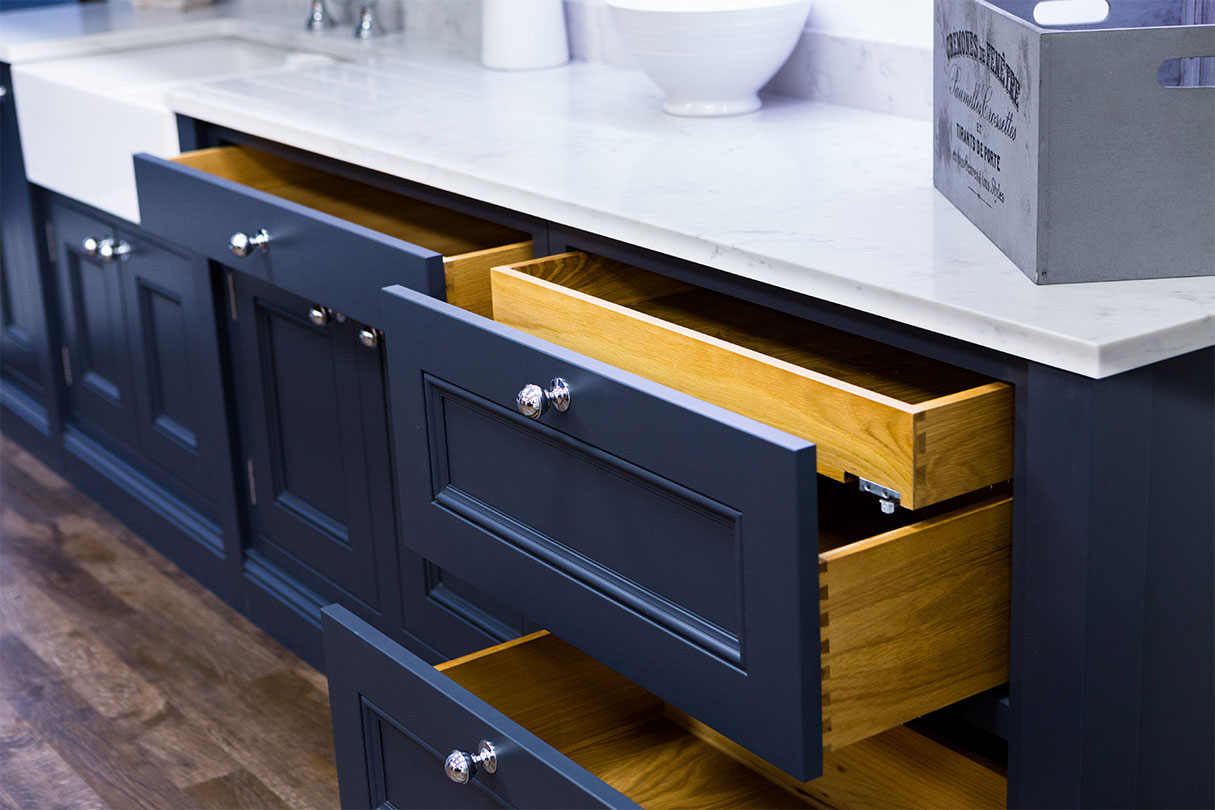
left=0, top=61, right=57, bottom=446
left=1, top=107, right=1205, bottom=808
left=44, top=193, right=238, bottom=600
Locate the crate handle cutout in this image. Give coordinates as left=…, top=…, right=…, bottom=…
left=1157, top=56, right=1215, bottom=88
left=1032, top=0, right=1109, bottom=26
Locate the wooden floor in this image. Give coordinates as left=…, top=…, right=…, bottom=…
left=0, top=435, right=340, bottom=810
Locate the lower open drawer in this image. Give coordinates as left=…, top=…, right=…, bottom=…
left=323, top=605, right=1006, bottom=809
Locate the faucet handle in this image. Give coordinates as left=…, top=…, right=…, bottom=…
left=354, top=0, right=385, bottom=39
left=306, top=0, right=333, bottom=30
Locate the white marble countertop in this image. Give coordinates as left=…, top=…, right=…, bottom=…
left=3, top=2, right=1212, bottom=378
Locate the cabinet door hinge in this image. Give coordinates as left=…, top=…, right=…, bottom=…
left=226, top=272, right=238, bottom=321
left=246, top=458, right=257, bottom=506
left=60, top=346, right=72, bottom=386
left=44, top=221, right=57, bottom=265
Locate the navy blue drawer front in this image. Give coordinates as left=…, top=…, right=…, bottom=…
left=133, top=152, right=445, bottom=325
left=381, top=285, right=822, bottom=781
left=323, top=605, right=637, bottom=810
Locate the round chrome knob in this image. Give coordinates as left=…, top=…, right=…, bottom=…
left=444, top=741, right=496, bottom=784
left=546, top=377, right=570, bottom=413
left=308, top=306, right=329, bottom=327
left=516, top=378, right=570, bottom=420
left=357, top=328, right=378, bottom=348
left=82, top=237, right=101, bottom=257
left=228, top=229, right=270, bottom=258
left=516, top=383, right=547, bottom=419
left=98, top=239, right=131, bottom=261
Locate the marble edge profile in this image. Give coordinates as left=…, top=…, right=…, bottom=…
left=161, top=91, right=1215, bottom=379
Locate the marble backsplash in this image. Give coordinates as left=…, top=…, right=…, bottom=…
left=268, top=0, right=933, bottom=120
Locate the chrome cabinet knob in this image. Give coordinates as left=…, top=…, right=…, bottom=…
left=516, top=377, right=570, bottom=420
left=228, top=229, right=270, bottom=258
left=99, top=239, right=131, bottom=261
left=444, top=741, right=497, bottom=784
left=357, top=328, right=378, bottom=348
left=308, top=306, right=329, bottom=327
left=82, top=237, right=130, bottom=262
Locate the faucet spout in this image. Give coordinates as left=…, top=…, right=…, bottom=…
left=354, top=1, right=385, bottom=39
left=305, top=0, right=334, bottom=30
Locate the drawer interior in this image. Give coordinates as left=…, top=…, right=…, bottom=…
left=439, top=631, right=1005, bottom=809
left=486, top=252, right=1014, bottom=509
left=173, top=145, right=533, bottom=315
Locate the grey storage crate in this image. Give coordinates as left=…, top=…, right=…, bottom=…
left=933, top=0, right=1214, bottom=284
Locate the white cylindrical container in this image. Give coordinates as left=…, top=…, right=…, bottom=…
left=482, top=0, right=570, bottom=70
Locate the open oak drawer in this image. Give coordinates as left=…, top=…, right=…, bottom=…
left=381, top=283, right=1010, bottom=781
left=491, top=252, right=1012, bottom=510
left=133, top=145, right=532, bottom=324
left=323, top=605, right=1006, bottom=809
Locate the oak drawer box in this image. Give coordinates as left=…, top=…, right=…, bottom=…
left=133, top=145, right=532, bottom=324
left=490, top=252, right=1012, bottom=511
left=323, top=605, right=1007, bottom=809
left=381, top=282, right=1011, bottom=781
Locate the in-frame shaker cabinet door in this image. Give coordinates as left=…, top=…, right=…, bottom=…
left=118, top=226, right=230, bottom=510
left=229, top=270, right=390, bottom=611
left=49, top=198, right=140, bottom=452
left=227, top=270, right=530, bottom=663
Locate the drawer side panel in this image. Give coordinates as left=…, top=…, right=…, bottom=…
left=819, top=495, right=1012, bottom=749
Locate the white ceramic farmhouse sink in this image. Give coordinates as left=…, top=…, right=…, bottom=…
left=13, top=38, right=337, bottom=223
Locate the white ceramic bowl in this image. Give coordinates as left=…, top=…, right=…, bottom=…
left=606, top=0, right=812, bottom=117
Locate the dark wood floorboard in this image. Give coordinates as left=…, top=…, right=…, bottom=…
left=0, top=435, right=340, bottom=810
